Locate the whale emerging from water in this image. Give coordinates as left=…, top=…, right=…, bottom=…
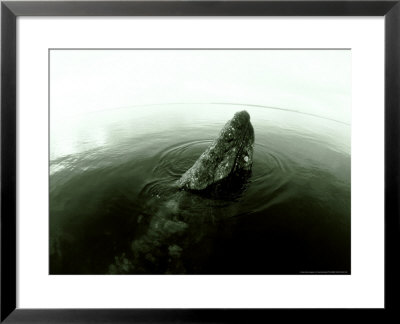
left=109, top=111, right=254, bottom=274
left=177, top=110, right=254, bottom=192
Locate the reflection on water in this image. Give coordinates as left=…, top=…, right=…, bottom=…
left=50, top=104, right=350, bottom=274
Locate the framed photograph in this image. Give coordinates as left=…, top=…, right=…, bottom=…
left=1, top=0, right=399, bottom=322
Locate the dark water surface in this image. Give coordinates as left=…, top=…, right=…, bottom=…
left=50, top=104, right=350, bottom=274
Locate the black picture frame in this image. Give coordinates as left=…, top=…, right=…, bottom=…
left=1, top=0, right=399, bottom=322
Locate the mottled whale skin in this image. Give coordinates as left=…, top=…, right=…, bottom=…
left=177, top=110, right=254, bottom=191
left=109, top=111, right=254, bottom=274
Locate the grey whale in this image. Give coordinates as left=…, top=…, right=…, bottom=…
left=109, top=111, right=255, bottom=274
left=177, top=110, right=255, bottom=192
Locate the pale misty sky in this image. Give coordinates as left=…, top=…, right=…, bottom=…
left=50, top=50, right=351, bottom=123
